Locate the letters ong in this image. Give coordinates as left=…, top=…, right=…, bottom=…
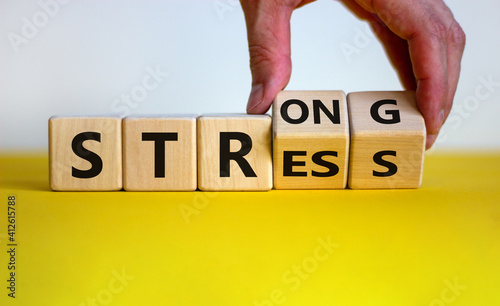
left=49, top=91, right=426, bottom=191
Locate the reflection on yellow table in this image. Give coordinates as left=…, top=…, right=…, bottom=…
left=0, top=152, right=499, bottom=305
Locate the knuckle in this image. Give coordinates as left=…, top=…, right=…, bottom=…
left=248, top=43, right=291, bottom=83
left=248, top=43, right=288, bottom=75
left=248, top=44, right=275, bottom=67
left=449, top=21, right=466, bottom=49
left=425, top=14, right=448, bottom=43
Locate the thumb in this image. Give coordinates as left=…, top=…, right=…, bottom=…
left=241, top=1, right=295, bottom=114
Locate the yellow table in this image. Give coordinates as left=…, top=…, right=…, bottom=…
left=1, top=152, right=499, bottom=305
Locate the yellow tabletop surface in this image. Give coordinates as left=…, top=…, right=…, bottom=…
left=0, top=152, right=499, bottom=305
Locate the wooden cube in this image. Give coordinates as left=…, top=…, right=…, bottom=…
left=49, top=116, right=122, bottom=191
left=122, top=115, right=197, bottom=191
left=347, top=91, right=425, bottom=189
left=272, top=91, right=350, bottom=189
left=197, top=115, right=272, bottom=191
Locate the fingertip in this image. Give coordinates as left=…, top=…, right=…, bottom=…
left=426, top=133, right=438, bottom=150
left=416, top=81, right=447, bottom=136
left=437, top=109, right=445, bottom=129
left=246, top=83, right=274, bottom=114
left=426, top=110, right=444, bottom=150
left=246, top=84, right=264, bottom=114
left=247, top=102, right=270, bottom=114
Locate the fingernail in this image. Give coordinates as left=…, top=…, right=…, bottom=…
left=247, top=84, right=264, bottom=114
left=438, top=109, right=445, bottom=128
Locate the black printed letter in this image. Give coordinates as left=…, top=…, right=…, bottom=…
left=219, top=132, right=257, bottom=177
left=283, top=151, right=307, bottom=177
left=370, top=99, right=401, bottom=124
left=311, top=151, right=339, bottom=177
left=280, top=99, right=309, bottom=124
left=72, top=132, right=103, bottom=179
left=373, top=150, right=398, bottom=177
left=142, top=132, right=178, bottom=178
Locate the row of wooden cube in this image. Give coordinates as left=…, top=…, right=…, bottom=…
left=49, top=91, right=426, bottom=191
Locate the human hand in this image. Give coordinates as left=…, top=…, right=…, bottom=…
left=240, top=0, right=465, bottom=149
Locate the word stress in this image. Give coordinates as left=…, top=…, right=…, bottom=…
left=49, top=91, right=425, bottom=191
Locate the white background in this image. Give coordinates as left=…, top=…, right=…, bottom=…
left=1, top=0, right=499, bottom=150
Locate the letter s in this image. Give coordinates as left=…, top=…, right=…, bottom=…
left=71, top=132, right=103, bottom=179
left=373, top=150, right=397, bottom=177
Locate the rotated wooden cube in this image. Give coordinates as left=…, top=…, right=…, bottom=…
left=122, top=115, right=197, bottom=191
left=49, top=116, right=122, bottom=191
left=347, top=91, right=425, bottom=189
left=197, top=115, right=272, bottom=191
left=272, top=91, right=349, bottom=189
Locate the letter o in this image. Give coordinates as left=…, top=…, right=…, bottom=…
left=281, top=99, right=309, bottom=124
left=131, top=86, right=147, bottom=102
left=97, top=289, right=113, bottom=305
left=32, top=12, right=49, bottom=28
left=463, top=96, right=479, bottom=112
left=429, top=299, right=444, bottom=306
left=302, top=256, right=318, bottom=273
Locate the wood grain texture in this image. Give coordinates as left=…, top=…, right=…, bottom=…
left=347, top=91, right=426, bottom=189
left=49, top=116, right=122, bottom=191
left=123, top=116, right=197, bottom=191
left=272, top=91, right=349, bottom=189
left=197, top=115, right=272, bottom=191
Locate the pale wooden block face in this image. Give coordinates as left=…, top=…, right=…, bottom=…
left=272, top=91, right=349, bottom=189
left=123, top=116, right=197, bottom=191
left=49, top=116, right=122, bottom=191
left=197, top=115, right=272, bottom=191
left=347, top=91, right=426, bottom=189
